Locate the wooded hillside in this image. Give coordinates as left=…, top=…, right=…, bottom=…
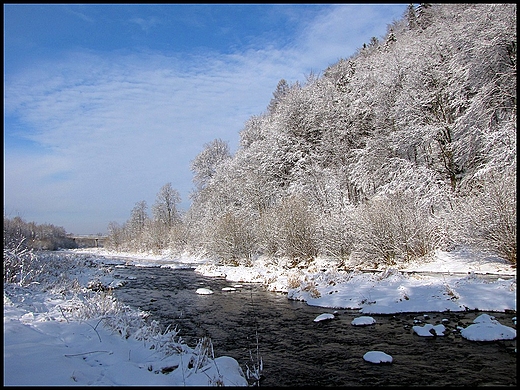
left=106, top=4, right=516, bottom=267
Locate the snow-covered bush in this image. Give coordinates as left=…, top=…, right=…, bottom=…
left=208, top=211, right=257, bottom=266
left=257, top=195, right=319, bottom=264
left=351, top=192, right=442, bottom=267
left=3, top=237, right=88, bottom=288
left=255, top=207, right=280, bottom=258
left=136, top=322, right=187, bottom=356
left=316, top=207, right=355, bottom=264
left=3, top=238, right=44, bottom=286
left=452, top=173, right=516, bottom=265
left=74, top=291, right=141, bottom=336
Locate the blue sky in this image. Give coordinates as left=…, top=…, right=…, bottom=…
left=4, top=4, right=407, bottom=235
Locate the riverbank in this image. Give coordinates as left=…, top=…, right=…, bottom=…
left=80, top=245, right=517, bottom=314
left=3, top=251, right=249, bottom=386
left=4, top=247, right=516, bottom=386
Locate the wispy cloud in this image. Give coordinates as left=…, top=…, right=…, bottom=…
left=294, top=4, right=404, bottom=70
left=4, top=4, right=406, bottom=234
left=4, top=48, right=297, bottom=231
left=129, top=16, right=160, bottom=32
left=63, top=6, right=95, bottom=23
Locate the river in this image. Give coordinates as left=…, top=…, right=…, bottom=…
left=110, top=264, right=516, bottom=387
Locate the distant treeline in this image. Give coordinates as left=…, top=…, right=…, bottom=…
left=3, top=216, right=78, bottom=251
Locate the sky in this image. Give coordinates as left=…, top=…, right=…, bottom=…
left=3, top=3, right=408, bottom=235
left=4, top=246, right=517, bottom=386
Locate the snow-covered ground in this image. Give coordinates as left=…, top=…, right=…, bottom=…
left=4, top=251, right=249, bottom=386
left=4, top=246, right=516, bottom=386
left=190, top=246, right=516, bottom=314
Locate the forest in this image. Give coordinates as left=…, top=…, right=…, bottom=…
left=104, top=4, right=517, bottom=268
left=6, top=4, right=516, bottom=269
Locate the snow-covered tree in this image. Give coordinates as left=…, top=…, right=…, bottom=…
left=149, top=183, right=182, bottom=251
left=267, top=79, right=291, bottom=114
left=152, top=183, right=181, bottom=229
left=112, top=3, right=516, bottom=266
left=190, top=138, right=231, bottom=193
left=105, top=221, right=124, bottom=251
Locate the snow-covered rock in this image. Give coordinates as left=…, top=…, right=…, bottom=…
left=461, top=314, right=516, bottom=341
left=196, top=288, right=214, bottom=295
left=313, top=313, right=335, bottom=322
left=412, top=323, right=446, bottom=337
left=351, top=316, right=376, bottom=326
left=363, top=351, right=393, bottom=364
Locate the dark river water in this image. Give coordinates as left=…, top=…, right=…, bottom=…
left=109, top=264, right=517, bottom=387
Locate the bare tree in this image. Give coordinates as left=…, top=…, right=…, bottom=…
left=152, top=183, right=181, bottom=230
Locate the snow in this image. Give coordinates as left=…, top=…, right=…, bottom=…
left=313, top=313, right=335, bottom=322
left=363, top=350, right=393, bottom=364
left=460, top=314, right=517, bottom=341
left=351, top=316, right=376, bottom=326
left=4, top=246, right=517, bottom=386
left=196, top=288, right=214, bottom=295
left=221, top=287, right=237, bottom=292
left=3, top=291, right=247, bottom=386
left=412, top=323, right=447, bottom=337
left=193, top=247, right=516, bottom=315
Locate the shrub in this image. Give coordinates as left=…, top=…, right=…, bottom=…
left=351, top=191, right=442, bottom=267
left=257, top=195, right=318, bottom=265
left=451, top=173, right=516, bottom=265
left=3, top=238, right=43, bottom=286
left=316, top=208, right=355, bottom=264
left=209, top=211, right=257, bottom=265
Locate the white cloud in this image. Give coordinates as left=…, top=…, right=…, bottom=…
left=4, top=4, right=407, bottom=234
left=129, top=16, right=161, bottom=32
left=63, top=6, right=95, bottom=23
left=293, top=4, right=405, bottom=70
left=4, top=49, right=290, bottom=232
